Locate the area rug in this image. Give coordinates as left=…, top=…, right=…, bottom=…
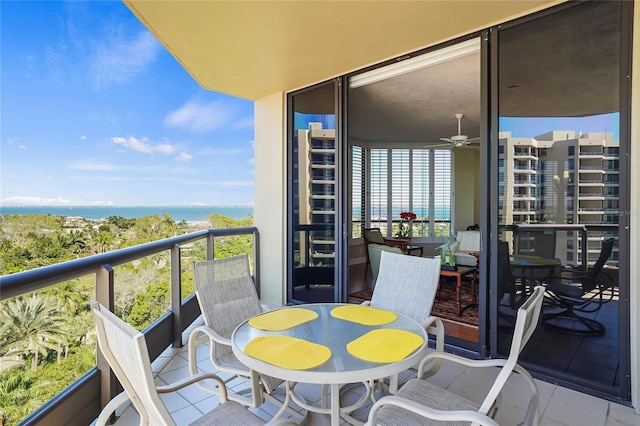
left=348, top=284, right=479, bottom=327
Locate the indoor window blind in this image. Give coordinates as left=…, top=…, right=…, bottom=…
left=412, top=149, right=430, bottom=237
left=433, top=149, right=452, bottom=237
left=369, top=149, right=388, bottom=232
left=351, top=145, right=365, bottom=238
left=392, top=149, right=410, bottom=230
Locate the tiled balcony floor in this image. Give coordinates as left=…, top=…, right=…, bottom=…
left=104, top=317, right=640, bottom=426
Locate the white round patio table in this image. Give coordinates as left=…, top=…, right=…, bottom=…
left=232, top=303, right=429, bottom=426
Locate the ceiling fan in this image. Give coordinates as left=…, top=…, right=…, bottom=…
left=435, top=113, right=480, bottom=149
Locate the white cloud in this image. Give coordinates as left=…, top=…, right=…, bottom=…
left=165, top=99, right=234, bottom=133
left=1, top=196, right=72, bottom=206
left=7, top=137, right=20, bottom=145
left=176, top=152, right=192, bottom=162
left=112, top=136, right=176, bottom=155
left=87, top=200, right=114, bottom=206
left=18, top=145, right=27, bottom=150
left=69, top=160, right=118, bottom=171
left=248, top=157, right=255, bottom=165
left=92, top=31, right=160, bottom=89
left=47, top=176, right=55, bottom=181
left=81, top=135, right=87, bottom=140
left=69, top=175, right=132, bottom=182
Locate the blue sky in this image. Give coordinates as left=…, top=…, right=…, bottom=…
left=1, top=1, right=255, bottom=207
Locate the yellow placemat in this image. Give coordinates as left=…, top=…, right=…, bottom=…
left=244, top=336, right=331, bottom=370
left=330, top=305, right=397, bottom=325
left=248, top=308, right=318, bottom=331
left=347, top=329, right=424, bottom=363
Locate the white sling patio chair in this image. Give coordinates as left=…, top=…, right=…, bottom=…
left=187, top=254, right=287, bottom=410
left=362, top=251, right=445, bottom=391
left=90, top=302, right=296, bottom=426
left=366, top=285, right=545, bottom=426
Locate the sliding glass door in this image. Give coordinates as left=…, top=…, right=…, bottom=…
left=287, top=80, right=344, bottom=304
left=493, top=0, right=630, bottom=399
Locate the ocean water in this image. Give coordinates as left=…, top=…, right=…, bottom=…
left=0, top=206, right=253, bottom=222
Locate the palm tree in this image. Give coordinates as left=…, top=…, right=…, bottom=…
left=95, top=230, right=113, bottom=254
left=0, top=295, right=68, bottom=370
left=0, top=368, right=48, bottom=426
left=66, top=230, right=86, bottom=256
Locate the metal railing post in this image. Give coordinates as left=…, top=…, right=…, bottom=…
left=207, top=233, right=215, bottom=260
left=171, top=244, right=182, bottom=347
left=95, top=264, right=116, bottom=410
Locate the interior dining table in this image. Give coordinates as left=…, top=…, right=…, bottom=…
left=231, top=303, right=430, bottom=426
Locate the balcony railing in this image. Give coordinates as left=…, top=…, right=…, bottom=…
left=0, top=227, right=260, bottom=426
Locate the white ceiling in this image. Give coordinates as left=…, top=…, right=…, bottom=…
left=348, top=47, right=481, bottom=144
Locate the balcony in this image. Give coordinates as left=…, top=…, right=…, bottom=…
left=105, top=321, right=640, bottom=426
left=2, top=227, right=639, bottom=426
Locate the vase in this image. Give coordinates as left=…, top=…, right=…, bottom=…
left=408, top=219, right=413, bottom=238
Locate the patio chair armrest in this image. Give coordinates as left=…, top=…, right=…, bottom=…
left=188, top=325, right=232, bottom=378
left=366, top=395, right=499, bottom=426
left=94, top=391, right=130, bottom=426
left=420, top=316, right=445, bottom=378
left=156, top=372, right=229, bottom=402
left=417, top=352, right=508, bottom=378
left=189, top=324, right=232, bottom=347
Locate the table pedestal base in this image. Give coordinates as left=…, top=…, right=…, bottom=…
left=285, top=381, right=372, bottom=426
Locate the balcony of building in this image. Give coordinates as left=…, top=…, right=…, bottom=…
left=104, top=314, right=640, bottom=426
left=1, top=225, right=638, bottom=426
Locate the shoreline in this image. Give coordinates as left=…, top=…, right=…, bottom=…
left=0, top=206, right=254, bottom=222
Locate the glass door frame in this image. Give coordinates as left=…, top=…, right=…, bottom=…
left=487, top=0, right=633, bottom=401
left=286, top=78, right=347, bottom=304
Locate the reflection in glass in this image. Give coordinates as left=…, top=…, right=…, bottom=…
left=496, top=1, right=621, bottom=390
left=289, top=84, right=336, bottom=303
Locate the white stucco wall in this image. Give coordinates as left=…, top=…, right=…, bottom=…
left=253, top=92, right=287, bottom=306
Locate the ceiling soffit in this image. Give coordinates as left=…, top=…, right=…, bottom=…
left=124, top=1, right=563, bottom=100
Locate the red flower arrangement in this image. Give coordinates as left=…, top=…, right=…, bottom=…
left=396, top=211, right=416, bottom=238
left=400, top=211, right=417, bottom=221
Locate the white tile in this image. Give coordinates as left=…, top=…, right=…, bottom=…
left=151, top=356, right=176, bottom=373
left=542, top=387, right=607, bottom=426
left=158, top=364, right=192, bottom=384
left=607, top=402, right=640, bottom=425
left=160, top=354, right=190, bottom=373
left=449, top=366, right=497, bottom=396
left=494, top=402, right=527, bottom=426
left=158, top=390, right=191, bottom=413
left=176, top=380, right=218, bottom=405
left=113, top=405, right=140, bottom=426
left=171, top=404, right=205, bottom=425
left=193, top=394, right=223, bottom=415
